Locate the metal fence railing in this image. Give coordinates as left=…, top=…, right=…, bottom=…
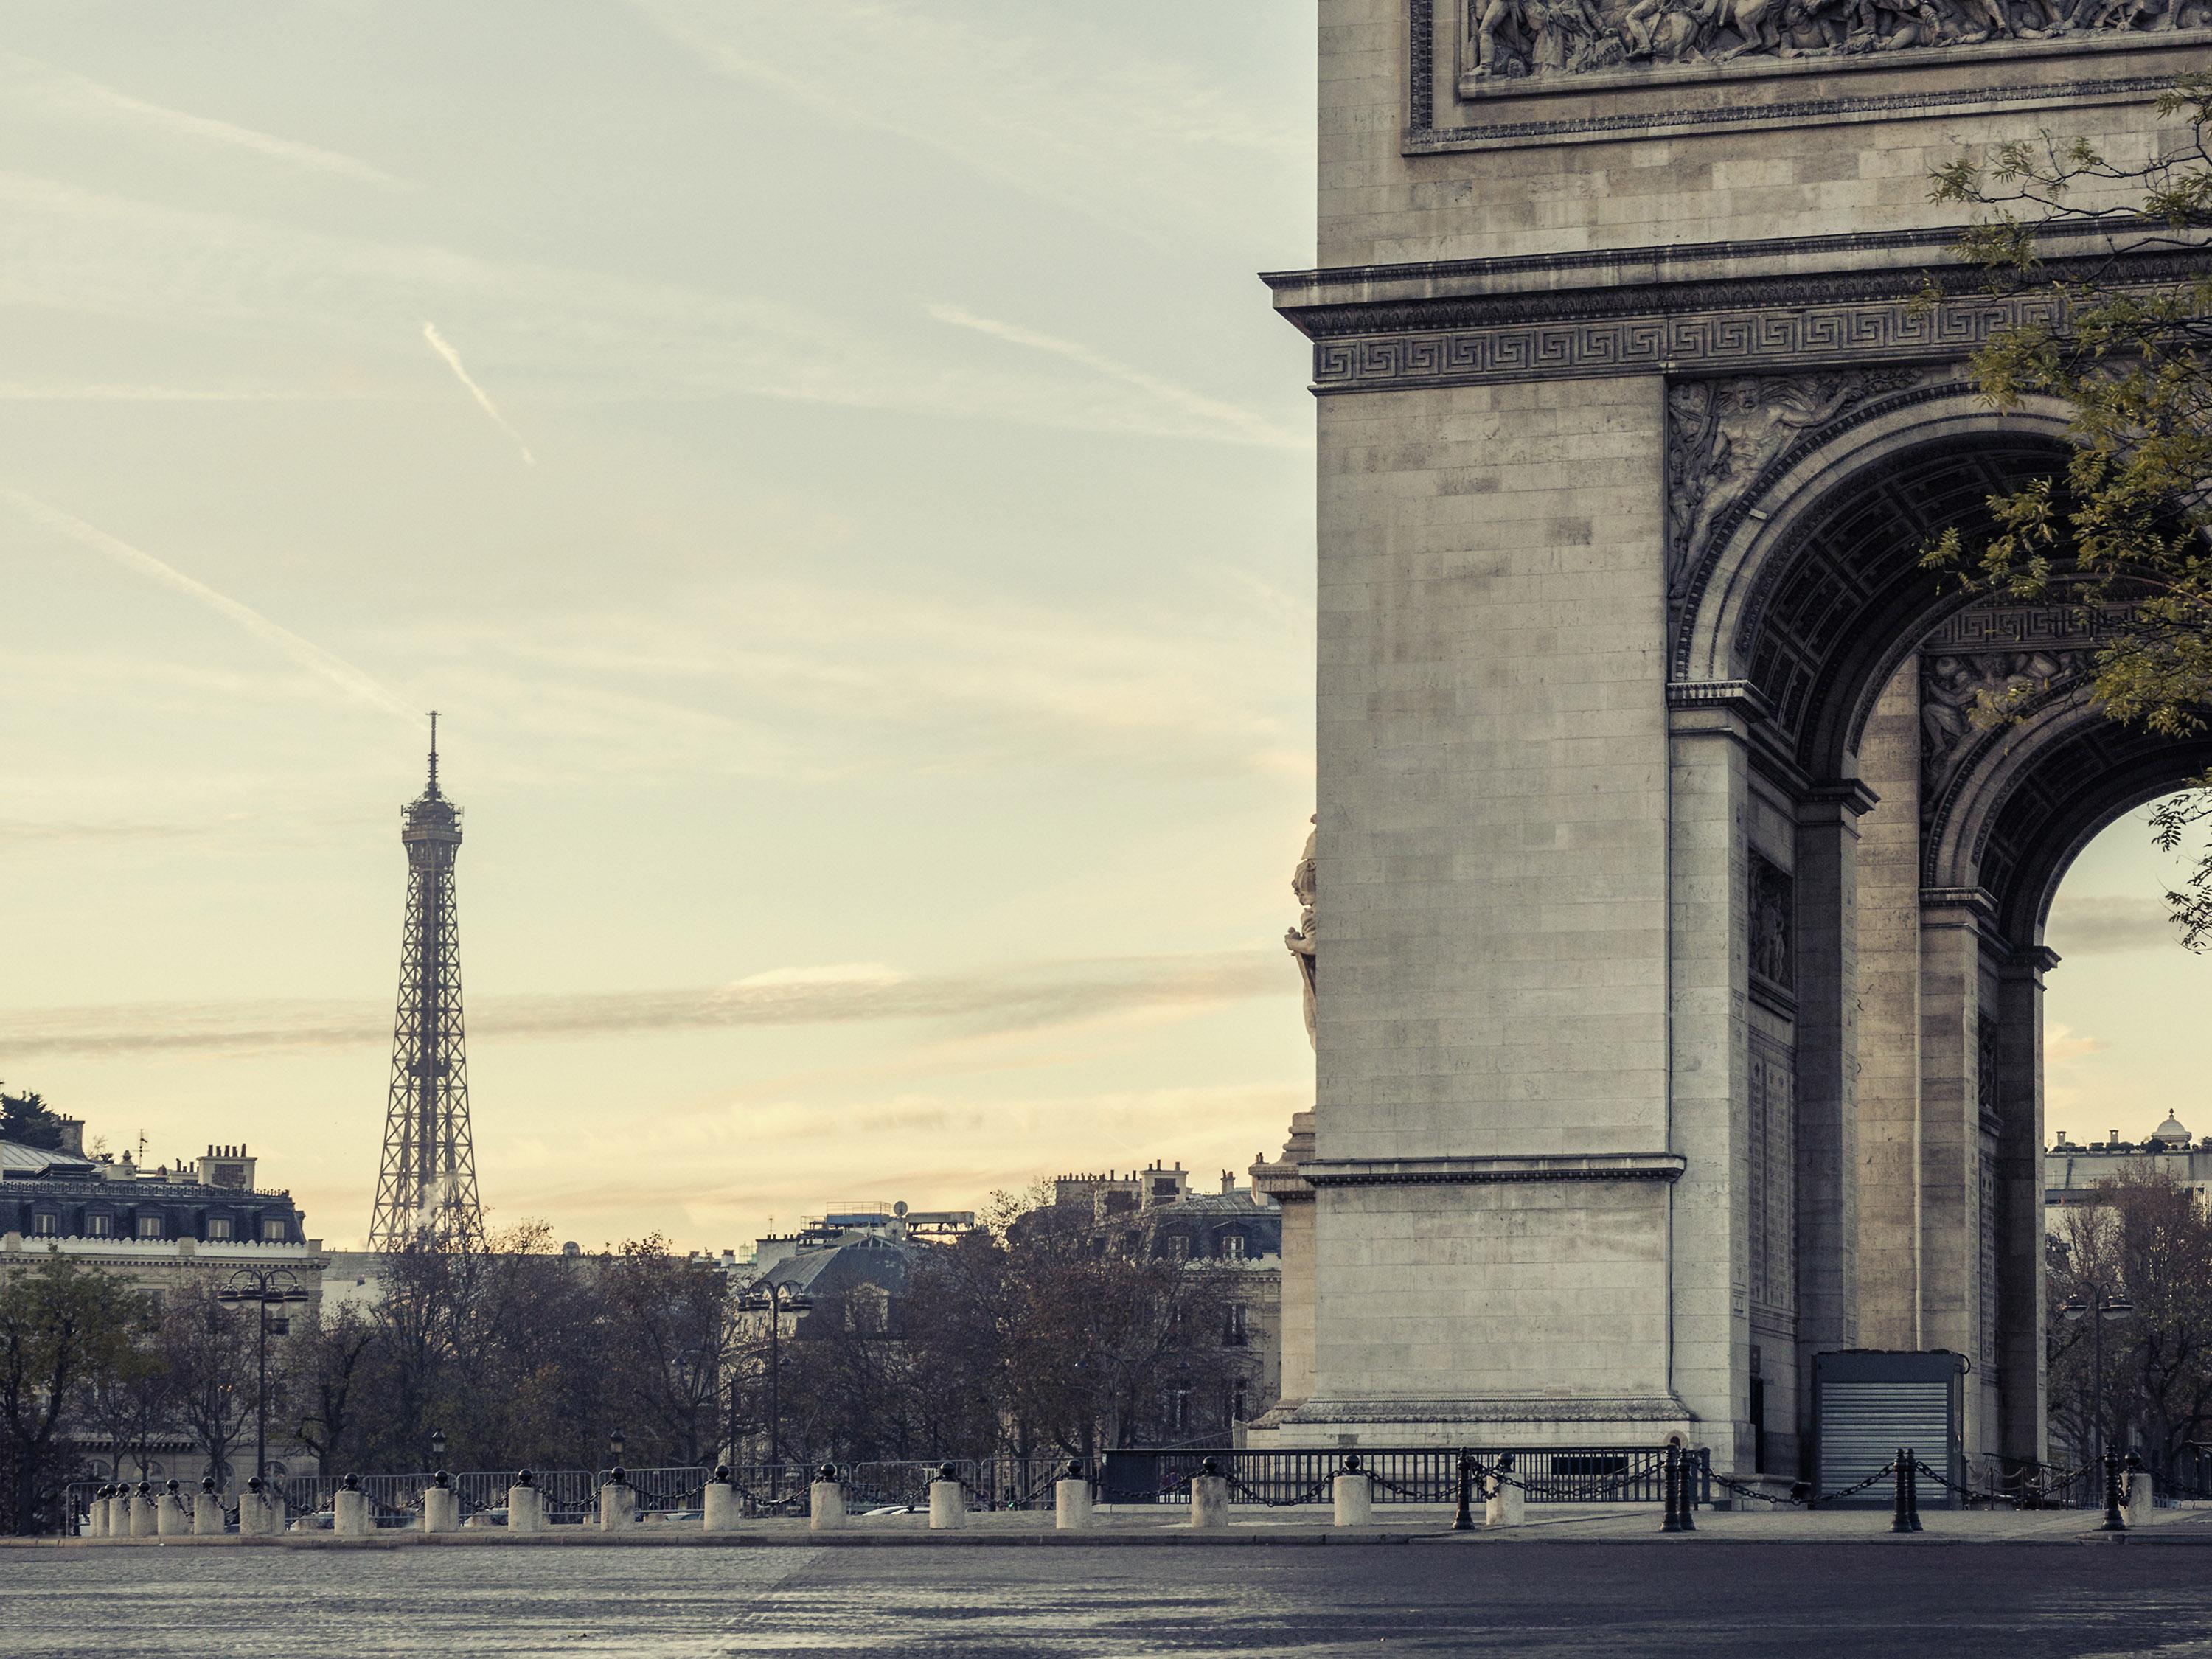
left=59, top=1445, right=1704, bottom=1532
left=1096, top=1447, right=1690, bottom=1506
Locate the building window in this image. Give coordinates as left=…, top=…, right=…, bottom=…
left=207, top=1217, right=234, bottom=1240
left=1220, top=1234, right=1245, bottom=1260
left=136, top=1215, right=162, bottom=1239
left=87, top=1214, right=112, bottom=1238
left=265, top=1318, right=291, bottom=1337
left=32, top=1213, right=56, bottom=1237
left=1165, top=1237, right=1189, bottom=1262
left=261, top=1219, right=287, bottom=1242
left=1225, top=1304, right=1248, bottom=1347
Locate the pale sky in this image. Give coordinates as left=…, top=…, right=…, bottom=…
left=1, top=2, right=2199, bottom=1254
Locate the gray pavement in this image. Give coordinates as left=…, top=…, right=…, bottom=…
left=10, top=1520, right=2212, bottom=1656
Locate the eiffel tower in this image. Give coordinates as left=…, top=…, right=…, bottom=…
left=367, top=714, right=484, bottom=1249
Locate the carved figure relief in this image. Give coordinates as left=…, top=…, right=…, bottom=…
left=1750, top=853, right=1794, bottom=992
left=1919, top=648, right=2079, bottom=806
left=1667, top=369, right=1929, bottom=600
left=1462, top=0, right=2203, bottom=86
left=1285, top=815, right=1318, bottom=1050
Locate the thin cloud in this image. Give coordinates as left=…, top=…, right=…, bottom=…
left=2045, top=895, right=2177, bottom=955
left=422, top=323, right=537, bottom=465
left=0, top=175, right=1293, bottom=447
left=0, top=49, right=405, bottom=188
left=929, top=303, right=1308, bottom=453
left=0, top=950, right=1283, bottom=1059
left=0, top=487, right=416, bottom=721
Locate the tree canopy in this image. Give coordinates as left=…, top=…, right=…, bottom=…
left=1926, top=75, right=2212, bottom=939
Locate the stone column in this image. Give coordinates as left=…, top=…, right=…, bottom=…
left=422, top=1483, right=459, bottom=1534
left=598, top=1478, right=636, bottom=1531
left=1855, top=665, right=1922, bottom=1349
left=1666, top=686, right=1759, bottom=1472
left=1793, top=784, right=1876, bottom=1419
left=129, top=1486, right=156, bottom=1538
left=928, top=1470, right=968, bottom=1530
left=1995, top=948, right=2056, bottom=1470
left=1919, top=886, right=1995, bottom=1461
left=703, top=1473, right=740, bottom=1533
left=1331, top=1467, right=1372, bottom=1527
left=333, top=1483, right=371, bottom=1537
left=193, top=1483, right=225, bottom=1536
left=1189, top=1467, right=1231, bottom=1528
left=506, top=1481, right=544, bottom=1534
left=1053, top=1469, right=1093, bottom=1531
left=809, top=1472, right=846, bottom=1531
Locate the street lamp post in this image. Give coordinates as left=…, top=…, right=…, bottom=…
left=737, top=1281, right=811, bottom=1489
left=215, top=1267, right=309, bottom=1486
left=2061, top=1285, right=2135, bottom=1469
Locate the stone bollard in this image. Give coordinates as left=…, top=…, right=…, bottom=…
left=1190, top=1458, right=1231, bottom=1529
left=422, top=1478, right=459, bottom=1534
left=810, top=1466, right=847, bottom=1531
left=599, top=1470, right=636, bottom=1531
left=1054, top=1461, right=1093, bottom=1531
left=156, top=1479, right=189, bottom=1537
left=236, top=1479, right=270, bottom=1537
left=1332, top=1458, right=1374, bottom=1528
left=86, top=1488, right=108, bottom=1538
left=507, top=1472, right=544, bottom=1534
left=2126, top=1465, right=2155, bottom=1528
left=703, top=1467, right=740, bottom=1533
left=928, top=1463, right=969, bottom=1530
left=1484, top=1455, right=1526, bottom=1529
left=333, top=1475, right=372, bottom=1538
left=130, top=1484, right=157, bottom=1538
left=194, top=1479, right=225, bottom=1537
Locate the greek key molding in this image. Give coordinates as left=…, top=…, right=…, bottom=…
left=1312, top=291, right=2036, bottom=392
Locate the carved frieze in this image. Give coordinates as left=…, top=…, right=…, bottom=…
left=1457, top=0, right=2208, bottom=91
left=1919, top=647, right=2084, bottom=810
left=1666, top=369, right=1932, bottom=600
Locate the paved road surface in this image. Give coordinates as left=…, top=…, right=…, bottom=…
left=12, top=1541, right=2212, bottom=1656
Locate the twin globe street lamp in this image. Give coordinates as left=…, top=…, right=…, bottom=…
left=2060, top=1285, right=2135, bottom=1469
left=214, top=1266, right=310, bottom=1485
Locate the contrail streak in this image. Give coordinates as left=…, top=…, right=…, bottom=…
left=928, top=303, right=1309, bottom=452
left=422, top=322, right=536, bottom=465
left=1, top=487, right=414, bottom=719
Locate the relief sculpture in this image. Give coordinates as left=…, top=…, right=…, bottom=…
left=1666, top=369, right=1930, bottom=603
left=1464, top=0, right=2202, bottom=83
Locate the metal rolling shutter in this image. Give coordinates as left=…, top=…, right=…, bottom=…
left=1818, top=1380, right=1950, bottom=1505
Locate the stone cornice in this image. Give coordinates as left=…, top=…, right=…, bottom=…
left=1301, top=1152, right=1686, bottom=1187
left=1264, top=228, right=2212, bottom=392
left=1281, top=1394, right=1697, bottom=1425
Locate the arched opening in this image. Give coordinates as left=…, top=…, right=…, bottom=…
left=1672, top=397, right=2206, bottom=1481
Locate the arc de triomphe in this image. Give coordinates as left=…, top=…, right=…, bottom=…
left=1250, top=0, right=2211, bottom=1479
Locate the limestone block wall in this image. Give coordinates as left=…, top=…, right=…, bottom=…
left=1315, top=375, right=1669, bottom=1167
left=1318, top=1, right=2198, bottom=267
left=1312, top=1179, right=1673, bottom=1419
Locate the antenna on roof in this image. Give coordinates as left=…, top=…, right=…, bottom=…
left=426, top=710, right=441, bottom=799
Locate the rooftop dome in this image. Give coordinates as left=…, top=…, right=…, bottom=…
left=2151, top=1114, right=2191, bottom=1147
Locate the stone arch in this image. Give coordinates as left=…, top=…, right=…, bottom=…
left=1674, top=386, right=2078, bottom=777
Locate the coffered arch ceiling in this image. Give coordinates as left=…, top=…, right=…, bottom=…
left=1733, top=430, right=2073, bottom=777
